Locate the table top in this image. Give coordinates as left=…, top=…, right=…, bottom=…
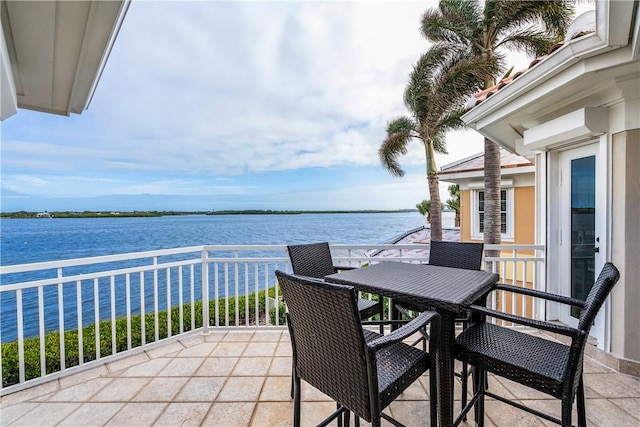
left=325, top=261, right=499, bottom=313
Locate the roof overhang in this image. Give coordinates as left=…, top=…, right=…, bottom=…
left=461, top=0, right=640, bottom=154
left=1, top=0, right=129, bottom=121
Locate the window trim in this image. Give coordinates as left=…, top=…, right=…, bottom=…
left=470, top=186, right=515, bottom=242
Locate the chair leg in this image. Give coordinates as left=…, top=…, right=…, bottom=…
left=577, top=377, right=587, bottom=427
left=378, top=299, right=384, bottom=335
left=293, top=375, right=301, bottom=427
left=474, top=367, right=485, bottom=427
left=561, top=397, right=573, bottom=427
left=461, top=361, right=468, bottom=421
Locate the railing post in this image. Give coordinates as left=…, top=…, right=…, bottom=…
left=201, top=247, right=210, bottom=334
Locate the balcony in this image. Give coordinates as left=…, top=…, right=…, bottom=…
left=1, top=244, right=639, bottom=425
left=2, top=328, right=638, bottom=426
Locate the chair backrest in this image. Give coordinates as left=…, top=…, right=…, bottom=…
left=429, top=241, right=484, bottom=271
left=578, top=262, right=620, bottom=332
left=287, top=242, right=336, bottom=278
left=275, top=270, right=373, bottom=420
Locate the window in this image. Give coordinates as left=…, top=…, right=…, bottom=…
left=471, top=188, right=514, bottom=241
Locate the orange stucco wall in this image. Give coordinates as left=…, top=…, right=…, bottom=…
left=459, top=186, right=534, bottom=245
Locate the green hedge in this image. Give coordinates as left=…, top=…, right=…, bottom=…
left=2, top=287, right=285, bottom=388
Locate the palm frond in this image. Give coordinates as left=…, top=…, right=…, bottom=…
left=379, top=117, right=416, bottom=178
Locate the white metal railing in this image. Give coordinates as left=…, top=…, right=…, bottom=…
left=0, top=243, right=544, bottom=395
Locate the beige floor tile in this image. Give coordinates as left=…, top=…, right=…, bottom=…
left=232, top=357, right=272, bottom=376
left=90, top=377, right=151, bottom=401
left=119, top=357, right=170, bottom=377
left=274, top=341, right=292, bottom=357
left=252, top=330, right=283, bottom=342
left=174, top=377, right=226, bottom=402
left=609, top=397, right=640, bottom=421
left=583, top=356, right=616, bottom=374
left=210, top=341, right=248, bottom=357
left=268, top=357, right=292, bottom=376
left=104, top=402, right=167, bottom=427
left=157, top=357, right=204, bottom=376
left=176, top=342, right=218, bottom=357
left=0, top=402, right=39, bottom=425
left=196, top=357, right=239, bottom=376
left=178, top=333, right=205, bottom=348
left=395, top=379, right=427, bottom=401
left=146, top=341, right=184, bottom=358
left=106, top=352, right=149, bottom=374
left=251, top=401, right=294, bottom=426
left=202, top=401, right=256, bottom=426
left=301, top=382, right=332, bottom=402
left=586, top=372, right=640, bottom=398
left=299, top=401, right=341, bottom=427
left=223, top=331, right=255, bottom=342
left=217, top=377, right=265, bottom=402
left=58, top=402, right=124, bottom=426
left=584, top=397, right=640, bottom=426
left=0, top=381, right=59, bottom=407
left=154, top=402, right=211, bottom=426
left=243, top=342, right=278, bottom=357
left=203, top=331, right=229, bottom=342
left=492, top=377, right=550, bottom=400
left=259, top=376, right=293, bottom=401
left=8, top=402, right=81, bottom=426
left=47, top=377, right=113, bottom=402
left=483, top=399, right=548, bottom=426
left=133, top=377, right=189, bottom=402
left=388, top=399, right=432, bottom=426
left=58, top=366, right=109, bottom=389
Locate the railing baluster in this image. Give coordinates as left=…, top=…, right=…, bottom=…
left=17, top=289, right=25, bottom=384
left=178, top=266, right=184, bottom=334
left=110, top=276, right=116, bottom=356
left=57, top=269, right=65, bottom=371
left=224, top=263, right=229, bottom=327
left=38, top=286, right=46, bottom=378
left=140, top=271, right=146, bottom=346
left=254, top=263, right=259, bottom=326
left=166, top=267, right=171, bottom=338
left=126, top=273, right=131, bottom=350
left=76, top=280, right=84, bottom=365
left=94, top=278, right=100, bottom=360
left=190, top=264, right=195, bottom=331
left=244, top=263, right=249, bottom=326
left=153, top=258, right=159, bottom=342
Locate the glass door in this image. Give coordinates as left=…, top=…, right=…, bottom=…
left=559, top=143, right=605, bottom=337
left=569, top=155, right=596, bottom=318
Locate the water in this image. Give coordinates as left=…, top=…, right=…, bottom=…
left=1, top=212, right=428, bottom=340
left=1, top=213, right=425, bottom=265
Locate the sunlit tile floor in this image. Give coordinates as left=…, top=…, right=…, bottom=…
left=1, top=328, right=639, bottom=427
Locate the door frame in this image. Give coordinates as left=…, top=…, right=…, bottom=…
left=547, top=137, right=610, bottom=348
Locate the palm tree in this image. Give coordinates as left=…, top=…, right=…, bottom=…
left=380, top=43, right=496, bottom=241
left=421, top=0, right=573, bottom=251
left=446, top=184, right=460, bottom=227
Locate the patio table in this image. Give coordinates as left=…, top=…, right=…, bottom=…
left=325, top=261, right=499, bottom=427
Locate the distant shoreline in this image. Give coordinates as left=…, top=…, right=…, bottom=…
left=0, top=209, right=420, bottom=219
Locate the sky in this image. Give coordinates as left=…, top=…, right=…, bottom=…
left=0, top=1, right=578, bottom=213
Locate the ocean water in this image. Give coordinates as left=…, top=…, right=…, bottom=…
left=1, top=213, right=426, bottom=265
left=1, top=212, right=431, bottom=340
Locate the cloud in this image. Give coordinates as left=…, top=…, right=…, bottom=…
left=2, top=1, right=487, bottom=210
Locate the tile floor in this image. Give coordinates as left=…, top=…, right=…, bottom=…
left=1, top=328, right=639, bottom=427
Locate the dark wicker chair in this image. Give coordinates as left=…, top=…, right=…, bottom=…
left=453, top=262, right=620, bottom=427
left=287, top=242, right=383, bottom=329
left=275, top=270, right=441, bottom=427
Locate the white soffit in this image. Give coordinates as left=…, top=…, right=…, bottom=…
left=1, top=0, right=128, bottom=118
left=523, top=107, right=608, bottom=151
left=1, top=22, right=17, bottom=120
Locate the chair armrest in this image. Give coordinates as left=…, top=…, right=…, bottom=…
left=492, top=284, right=586, bottom=308
left=333, top=265, right=356, bottom=272
left=467, top=305, right=585, bottom=339
left=366, top=310, right=440, bottom=351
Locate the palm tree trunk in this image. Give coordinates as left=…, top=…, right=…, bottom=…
left=425, top=141, right=442, bottom=241
left=483, top=137, right=501, bottom=262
